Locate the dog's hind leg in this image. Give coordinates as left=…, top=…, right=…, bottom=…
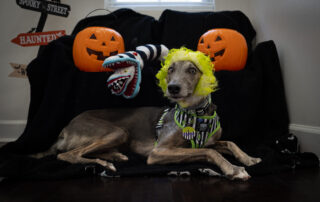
left=57, top=128, right=128, bottom=172
left=212, top=141, right=262, bottom=166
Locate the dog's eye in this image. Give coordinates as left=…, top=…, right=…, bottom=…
left=168, top=67, right=174, bottom=73
left=187, top=67, right=197, bottom=74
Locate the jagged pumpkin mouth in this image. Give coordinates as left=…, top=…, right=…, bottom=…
left=86, top=48, right=118, bottom=61
left=210, top=48, right=225, bottom=62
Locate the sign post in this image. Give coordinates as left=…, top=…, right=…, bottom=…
left=9, top=0, right=70, bottom=78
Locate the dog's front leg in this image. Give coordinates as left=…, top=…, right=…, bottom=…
left=147, top=148, right=250, bottom=180
left=212, top=141, right=262, bottom=166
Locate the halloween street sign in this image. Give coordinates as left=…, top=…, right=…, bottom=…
left=16, top=0, right=70, bottom=17
left=9, top=63, right=27, bottom=78
left=11, top=30, right=66, bottom=47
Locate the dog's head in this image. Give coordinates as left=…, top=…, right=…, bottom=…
left=156, top=48, right=218, bottom=108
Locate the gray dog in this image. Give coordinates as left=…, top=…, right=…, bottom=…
left=34, top=48, right=261, bottom=180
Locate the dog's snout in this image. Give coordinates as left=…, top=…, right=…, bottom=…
left=168, top=84, right=181, bottom=95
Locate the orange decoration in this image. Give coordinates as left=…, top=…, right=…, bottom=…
left=197, top=28, right=248, bottom=71
left=73, top=27, right=125, bottom=72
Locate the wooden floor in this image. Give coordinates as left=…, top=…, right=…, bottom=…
left=0, top=167, right=319, bottom=202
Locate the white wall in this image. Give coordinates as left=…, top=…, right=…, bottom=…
left=249, top=0, right=320, bottom=127
left=249, top=0, right=320, bottom=156
left=0, top=0, right=104, bottom=141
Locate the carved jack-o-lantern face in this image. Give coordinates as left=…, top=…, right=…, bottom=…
left=197, top=28, right=248, bottom=71
left=73, top=27, right=125, bottom=72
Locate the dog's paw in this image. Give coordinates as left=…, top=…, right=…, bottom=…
left=227, top=166, right=251, bottom=181
left=96, top=159, right=117, bottom=172
left=245, top=157, right=262, bottom=167
left=110, top=152, right=129, bottom=162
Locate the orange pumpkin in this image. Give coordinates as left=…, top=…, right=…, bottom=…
left=197, top=28, right=248, bottom=71
left=73, top=27, right=125, bottom=72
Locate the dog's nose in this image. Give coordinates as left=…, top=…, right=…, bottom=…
left=168, top=84, right=181, bottom=95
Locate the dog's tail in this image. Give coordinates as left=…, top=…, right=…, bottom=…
left=28, top=143, right=58, bottom=159
left=29, top=148, right=56, bottom=159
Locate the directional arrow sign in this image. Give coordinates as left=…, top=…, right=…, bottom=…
left=16, top=0, right=70, bottom=17
left=11, top=30, right=66, bottom=47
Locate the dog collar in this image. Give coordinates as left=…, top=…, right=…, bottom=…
left=174, top=97, right=220, bottom=148
left=178, top=96, right=211, bottom=116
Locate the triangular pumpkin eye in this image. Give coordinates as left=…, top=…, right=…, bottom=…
left=200, top=38, right=204, bottom=44
left=111, top=36, right=115, bottom=41
left=215, top=36, right=222, bottom=41
left=207, top=44, right=210, bottom=49
left=90, top=34, right=97, bottom=39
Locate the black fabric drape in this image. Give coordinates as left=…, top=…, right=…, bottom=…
left=158, top=9, right=256, bottom=51
left=72, top=8, right=160, bottom=50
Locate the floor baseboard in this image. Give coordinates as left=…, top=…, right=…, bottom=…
left=0, top=137, right=17, bottom=142
left=289, top=124, right=320, bottom=157
left=290, top=124, right=320, bottom=135
left=0, top=120, right=26, bottom=142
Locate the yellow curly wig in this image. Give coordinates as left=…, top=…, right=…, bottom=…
left=156, top=47, right=218, bottom=96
